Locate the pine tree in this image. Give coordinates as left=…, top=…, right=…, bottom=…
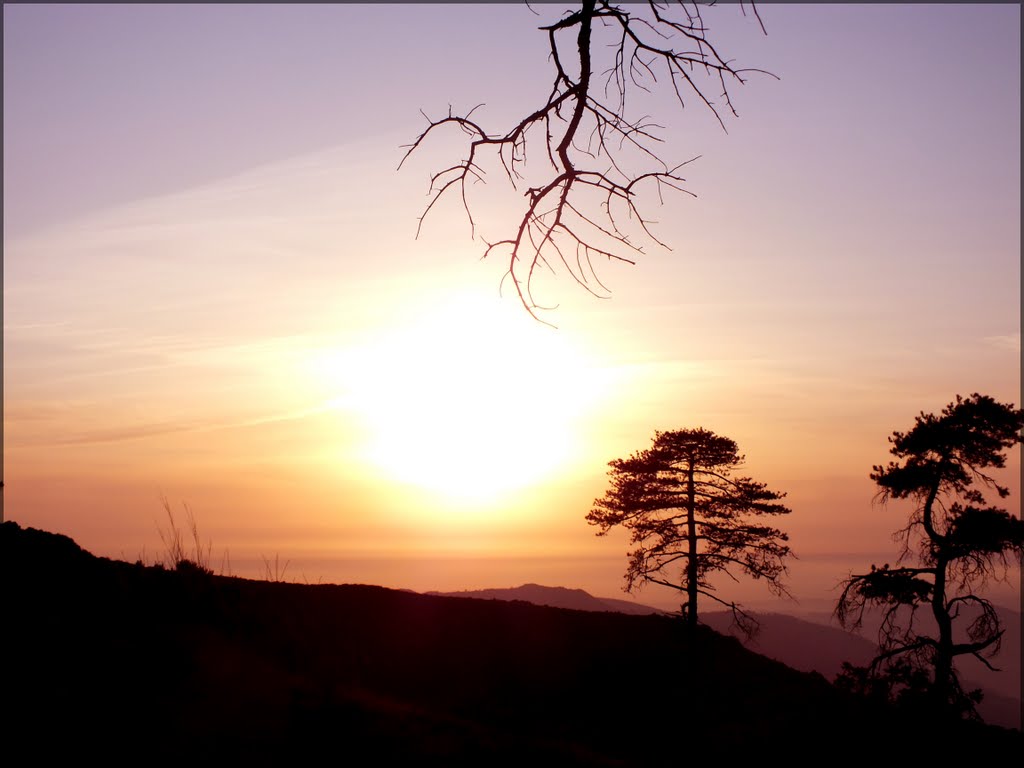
left=836, top=393, right=1024, bottom=716
left=588, top=428, right=792, bottom=635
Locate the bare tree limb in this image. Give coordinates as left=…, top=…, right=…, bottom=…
left=401, top=1, right=773, bottom=321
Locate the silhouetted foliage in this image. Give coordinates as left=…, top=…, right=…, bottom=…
left=587, top=428, right=792, bottom=636
left=834, top=659, right=983, bottom=722
left=401, top=1, right=772, bottom=321
left=836, top=393, right=1024, bottom=718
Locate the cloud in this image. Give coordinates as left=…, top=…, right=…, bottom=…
left=982, top=333, right=1021, bottom=352
left=32, top=402, right=337, bottom=447
left=47, top=422, right=199, bottom=446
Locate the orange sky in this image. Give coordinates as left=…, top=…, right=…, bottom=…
left=4, top=4, right=1020, bottom=612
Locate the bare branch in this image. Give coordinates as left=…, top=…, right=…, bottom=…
left=402, top=1, right=771, bottom=320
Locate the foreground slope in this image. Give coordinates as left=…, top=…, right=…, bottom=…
left=3, top=523, right=1017, bottom=763
left=440, top=584, right=1022, bottom=729
left=702, top=610, right=1022, bottom=730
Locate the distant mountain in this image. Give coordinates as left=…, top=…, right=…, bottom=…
left=429, top=583, right=666, bottom=615
left=4, top=522, right=1019, bottom=762
left=702, top=610, right=876, bottom=679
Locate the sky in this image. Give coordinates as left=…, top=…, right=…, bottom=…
left=3, top=3, right=1020, bottom=613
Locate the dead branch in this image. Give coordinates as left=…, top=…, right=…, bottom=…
left=400, top=1, right=773, bottom=321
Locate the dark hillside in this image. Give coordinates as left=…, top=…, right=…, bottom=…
left=3, top=522, right=1017, bottom=763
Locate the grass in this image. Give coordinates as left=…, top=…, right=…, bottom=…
left=151, top=497, right=292, bottom=582
left=261, top=553, right=291, bottom=583
left=157, top=496, right=213, bottom=575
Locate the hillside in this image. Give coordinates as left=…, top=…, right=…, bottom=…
left=3, top=522, right=1018, bottom=763
left=440, top=583, right=1021, bottom=730
left=702, top=611, right=1022, bottom=731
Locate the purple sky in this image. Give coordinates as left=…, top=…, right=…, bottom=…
left=3, top=4, right=1020, bottom=612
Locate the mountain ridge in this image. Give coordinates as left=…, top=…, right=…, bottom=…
left=428, top=582, right=667, bottom=615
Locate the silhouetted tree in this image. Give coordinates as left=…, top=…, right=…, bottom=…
left=401, top=1, right=772, bottom=321
left=587, top=428, right=792, bottom=636
left=836, top=393, right=1024, bottom=717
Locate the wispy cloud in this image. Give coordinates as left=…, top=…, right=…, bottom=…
left=12, top=400, right=338, bottom=448
left=52, top=422, right=199, bottom=446
left=983, top=333, right=1021, bottom=352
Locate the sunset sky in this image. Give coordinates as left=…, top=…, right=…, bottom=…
left=4, top=3, right=1020, bottom=612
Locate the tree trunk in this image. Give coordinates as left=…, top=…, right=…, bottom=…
left=931, top=553, right=953, bottom=707
left=923, top=480, right=954, bottom=708
left=686, top=458, right=698, bottom=629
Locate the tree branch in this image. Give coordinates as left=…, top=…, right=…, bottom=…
left=402, top=1, right=771, bottom=320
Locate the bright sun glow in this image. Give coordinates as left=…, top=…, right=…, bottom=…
left=309, top=293, right=610, bottom=507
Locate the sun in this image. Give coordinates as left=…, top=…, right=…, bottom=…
left=312, top=292, right=608, bottom=507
